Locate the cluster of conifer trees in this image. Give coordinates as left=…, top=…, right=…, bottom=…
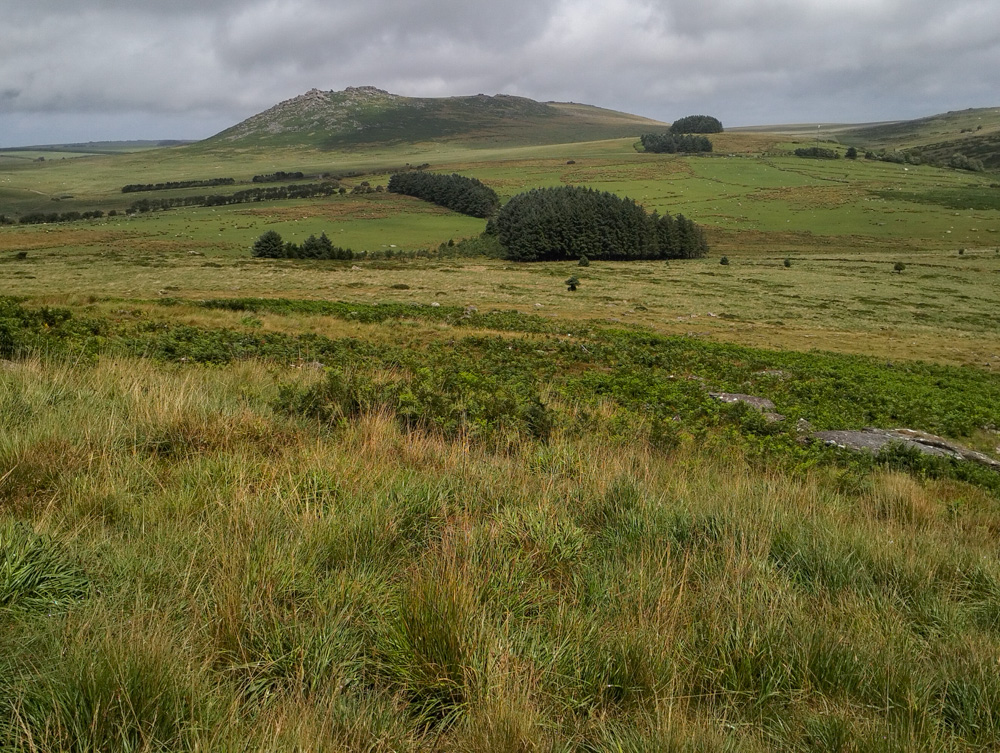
left=489, top=185, right=708, bottom=262
left=121, top=178, right=235, bottom=193
left=669, top=115, right=724, bottom=134
left=251, top=230, right=354, bottom=259
left=640, top=133, right=713, bottom=153
left=387, top=172, right=499, bottom=218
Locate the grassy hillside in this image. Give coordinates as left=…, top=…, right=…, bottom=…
left=3, top=295, right=1000, bottom=750
left=3, top=110, right=1000, bottom=749
left=838, top=107, right=1000, bottom=169
left=2, top=131, right=1000, bottom=364
left=202, top=87, right=671, bottom=150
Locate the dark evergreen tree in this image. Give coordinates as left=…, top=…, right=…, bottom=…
left=669, top=115, right=723, bottom=134
left=300, top=232, right=335, bottom=259
left=252, top=230, right=285, bottom=258
left=640, top=133, right=713, bottom=153
left=492, top=185, right=707, bottom=262
left=387, top=172, right=500, bottom=218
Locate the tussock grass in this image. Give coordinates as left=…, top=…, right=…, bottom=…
left=1, top=340, right=999, bottom=749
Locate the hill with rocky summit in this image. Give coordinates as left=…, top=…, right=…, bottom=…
left=204, top=86, right=670, bottom=149
left=837, top=106, right=1000, bottom=170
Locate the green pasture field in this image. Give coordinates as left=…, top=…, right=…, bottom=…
left=2, top=132, right=998, bottom=366
left=3, top=128, right=1000, bottom=750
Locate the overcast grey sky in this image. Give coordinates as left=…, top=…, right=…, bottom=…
left=1, top=0, right=998, bottom=147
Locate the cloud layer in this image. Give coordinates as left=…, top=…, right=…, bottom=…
left=2, top=0, right=999, bottom=146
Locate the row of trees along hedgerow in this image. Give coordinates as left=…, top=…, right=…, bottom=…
left=669, top=115, right=723, bottom=134
left=252, top=171, right=304, bottom=183
left=794, top=146, right=840, bottom=160
left=126, top=182, right=340, bottom=214
left=640, top=133, right=713, bottom=154
left=488, top=185, right=708, bottom=262
left=121, top=178, right=235, bottom=193
left=387, top=172, right=500, bottom=218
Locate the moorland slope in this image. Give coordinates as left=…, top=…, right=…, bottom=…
left=203, top=86, right=671, bottom=149
left=4, top=94, right=1000, bottom=750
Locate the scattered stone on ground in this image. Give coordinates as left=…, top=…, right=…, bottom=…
left=710, top=392, right=775, bottom=411
left=709, top=392, right=785, bottom=423
left=811, top=428, right=1000, bottom=470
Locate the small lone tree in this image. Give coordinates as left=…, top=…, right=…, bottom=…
left=720, top=256, right=730, bottom=266
left=578, top=254, right=590, bottom=267
left=252, top=230, right=285, bottom=258
left=565, top=276, right=580, bottom=291
left=783, top=257, right=792, bottom=267
left=893, top=261, right=906, bottom=273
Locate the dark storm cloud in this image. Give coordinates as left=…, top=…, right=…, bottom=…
left=1, top=0, right=999, bottom=146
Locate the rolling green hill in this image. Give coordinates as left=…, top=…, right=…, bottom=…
left=838, top=106, right=1000, bottom=169
left=202, top=86, right=671, bottom=149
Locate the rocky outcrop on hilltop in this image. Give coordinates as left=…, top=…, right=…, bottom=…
left=217, top=87, right=406, bottom=142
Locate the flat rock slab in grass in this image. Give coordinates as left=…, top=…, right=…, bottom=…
left=812, top=428, right=1000, bottom=470
left=709, top=392, right=785, bottom=423
left=709, top=392, right=776, bottom=411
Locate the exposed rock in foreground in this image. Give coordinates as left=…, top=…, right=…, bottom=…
left=709, top=392, right=785, bottom=423
left=812, top=428, right=1000, bottom=470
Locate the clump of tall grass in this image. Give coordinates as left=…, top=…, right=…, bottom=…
left=3, top=349, right=1000, bottom=748
left=0, top=520, right=88, bottom=612
left=1, top=614, right=224, bottom=752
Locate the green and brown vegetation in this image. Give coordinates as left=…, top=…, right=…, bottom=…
left=2, top=96, right=1000, bottom=750
left=205, top=87, right=674, bottom=150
